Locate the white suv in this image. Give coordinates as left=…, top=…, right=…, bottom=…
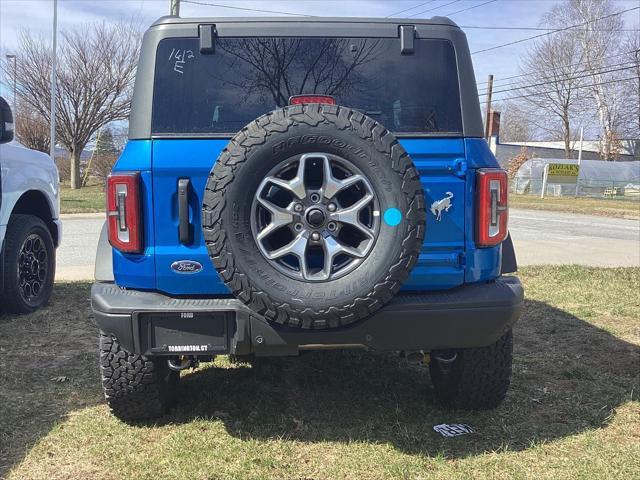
left=0, top=96, right=60, bottom=313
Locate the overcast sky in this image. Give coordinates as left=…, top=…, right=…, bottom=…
left=1, top=0, right=638, bottom=103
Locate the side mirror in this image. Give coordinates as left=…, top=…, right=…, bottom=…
left=0, top=96, right=15, bottom=144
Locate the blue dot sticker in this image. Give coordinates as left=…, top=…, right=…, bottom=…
left=383, top=208, right=402, bottom=227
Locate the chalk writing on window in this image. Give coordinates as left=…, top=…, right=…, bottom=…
left=169, top=48, right=195, bottom=75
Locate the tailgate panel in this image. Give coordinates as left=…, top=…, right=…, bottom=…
left=152, top=139, right=229, bottom=294
left=400, top=138, right=466, bottom=290
left=150, top=138, right=468, bottom=295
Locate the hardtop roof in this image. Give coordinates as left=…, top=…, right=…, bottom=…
left=151, top=15, right=460, bottom=29
left=129, top=14, right=484, bottom=139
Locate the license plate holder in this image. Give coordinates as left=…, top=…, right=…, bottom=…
left=138, top=312, right=230, bottom=355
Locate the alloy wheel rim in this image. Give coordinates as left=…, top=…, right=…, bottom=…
left=251, top=153, right=380, bottom=282
left=18, top=233, right=48, bottom=304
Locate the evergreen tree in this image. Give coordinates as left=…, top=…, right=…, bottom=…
left=95, top=128, right=116, bottom=157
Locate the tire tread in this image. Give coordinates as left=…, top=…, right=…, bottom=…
left=429, top=330, right=513, bottom=410
left=99, top=333, right=177, bottom=421
left=202, top=104, right=426, bottom=329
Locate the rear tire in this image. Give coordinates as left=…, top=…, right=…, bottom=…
left=1, top=214, right=55, bottom=314
left=429, top=330, right=513, bottom=410
left=99, top=333, right=179, bottom=421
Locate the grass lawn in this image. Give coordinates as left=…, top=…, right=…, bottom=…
left=59, top=184, right=104, bottom=214
left=1, top=266, right=638, bottom=479
left=510, top=194, right=640, bottom=219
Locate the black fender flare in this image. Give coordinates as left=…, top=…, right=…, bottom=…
left=501, top=233, right=518, bottom=274
left=95, top=222, right=114, bottom=282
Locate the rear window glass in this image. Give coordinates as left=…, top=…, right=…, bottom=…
left=152, top=37, right=462, bottom=135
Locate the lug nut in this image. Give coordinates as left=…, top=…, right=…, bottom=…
left=311, top=232, right=321, bottom=241
left=294, top=223, right=303, bottom=232
left=310, top=193, right=320, bottom=203
left=327, top=203, right=337, bottom=212
left=327, top=222, right=337, bottom=231
left=294, top=203, right=304, bottom=212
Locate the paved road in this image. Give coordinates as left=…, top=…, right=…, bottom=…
left=509, top=209, right=640, bottom=267
left=55, top=208, right=640, bottom=281
left=56, top=213, right=104, bottom=282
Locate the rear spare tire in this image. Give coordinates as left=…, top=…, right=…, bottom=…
left=202, top=104, right=425, bottom=329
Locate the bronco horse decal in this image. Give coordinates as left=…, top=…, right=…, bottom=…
left=430, top=192, right=454, bottom=221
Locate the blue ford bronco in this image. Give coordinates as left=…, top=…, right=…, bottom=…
left=92, top=15, right=523, bottom=421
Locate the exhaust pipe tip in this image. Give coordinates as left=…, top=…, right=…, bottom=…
left=432, top=350, right=458, bottom=374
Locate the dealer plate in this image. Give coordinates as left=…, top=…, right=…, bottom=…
left=139, top=312, right=230, bottom=355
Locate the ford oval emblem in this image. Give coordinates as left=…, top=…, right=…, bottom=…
left=171, top=260, right=203, bottom=274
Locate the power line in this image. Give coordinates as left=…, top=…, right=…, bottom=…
left=478, top=64, right=638, bottom=97
left=488, top=76, right=639, bottom=103
left=462, top=25, right=640, bottom=31
left=181, top=0, right=312, bottom=17
left=445, top=0, right=498, bottom=17
left=408, top=0, right=463, bottom=18
left=180, top=0, right=510, bottom=20
left=477, top=59, right=638, bottom=92
left=386, top=1, right=436, bottom=18
left=479, top=50, right=638, bottom=86
left=471, top=5, right=640, bottom=55
left=477, top=49, right=639, bottom=86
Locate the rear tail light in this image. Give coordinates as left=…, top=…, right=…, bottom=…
left=476, top=169, right=508, bottom=247
left=289, top=95, right=336, bottom=106
left=107, top=172, right=142, bottom=253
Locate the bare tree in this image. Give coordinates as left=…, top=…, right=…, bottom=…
left=619, top=32, right=640, bottom=141
left=495, top=101, right=535, bottom=142
left=518, top=9, right=587, bottom=158
left=5, top=22, right=140, bottom=188
left=217, top=38, right=384, bottom=107
left=553, top=0, right=626, bottom=160
left=14, top=99, right=49, bottom=153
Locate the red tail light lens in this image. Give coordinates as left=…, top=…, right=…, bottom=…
left=107, top=173, right=142, bottom=253
left=289, top=95, right=336, bottom=106
left=476, top=169, right=508, bottom=247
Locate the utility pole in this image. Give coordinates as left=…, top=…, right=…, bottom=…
left=170, top=0, right=180, bottom=16
left=577, top=126, right=584, bottom=166
left=484, top=74, right=494, bottom=139
left=50, top=0, right=57, bottom=163
left=575, top=126, right=584, bottom=197
left=5, top=54, right=16, bottom=114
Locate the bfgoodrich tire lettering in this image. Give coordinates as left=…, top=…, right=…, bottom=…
left=202, top=104, right=426, bottom=329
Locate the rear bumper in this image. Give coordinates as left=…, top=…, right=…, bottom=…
left=91, top=276, right=523, bottom=356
